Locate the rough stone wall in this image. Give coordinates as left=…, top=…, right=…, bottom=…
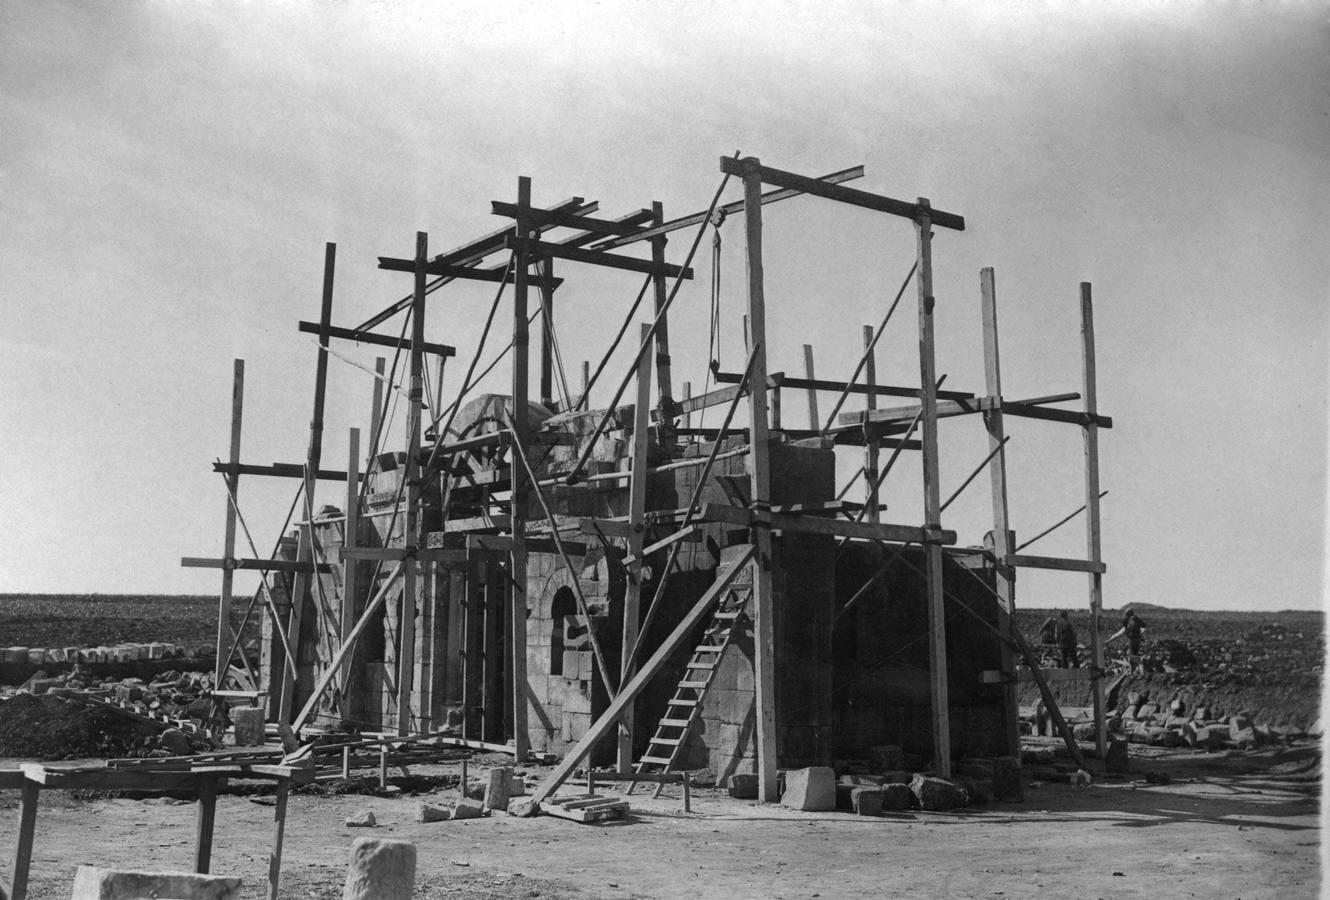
left=832, top=543, right=1012, bottom=764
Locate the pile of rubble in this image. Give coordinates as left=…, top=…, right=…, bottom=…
left=0, top=668, right=222, bottom=759
left=1092, top=689, right=1317, bottom=750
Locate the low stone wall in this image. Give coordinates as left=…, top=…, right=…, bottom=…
left=0, top=642, right=216, bottom=686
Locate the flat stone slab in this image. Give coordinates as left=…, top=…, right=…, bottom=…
left=780, top=766, right=835, bottom=812
left=71, top=866, right=241, bottom=899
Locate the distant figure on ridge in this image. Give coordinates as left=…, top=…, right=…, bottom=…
left=1056, top=610, right=1079, bottom=668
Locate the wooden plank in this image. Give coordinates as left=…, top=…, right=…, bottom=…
left=11, top=777, right=39, bottom=900
left=622, top=525, right=700, bottom=566
left=510, top=177, right=532, bottom=762
left=491, top=201, right=649, bottom=237
left=297, top=320, right=455, bottom=357
left=212, top=461, right=366, bottom=482
left=981, top=267, right=1022, bottom=759
left=619, top=324, right=652, bottom=773
left=914, top=200, right=952, bottom=778
left=1008, top=553, right=1107, bottom=574
left=506, top=235, right=694, bottom=280
left=215, top=360, right=244, bottom=692
left=527, top=545, right=757, bottom=806
left=719, top=156, right=965, bottom=231
left=266, top=779, right=290, bottom=900
left=377, top=255, right=562, bottom=288
left=699, top=502, right=955, bottom=545
left=1081, top=281, right=1108, bottom=758
left=716, top=370, right=975, bottom=403
left=593, top=165, right=866, bottom=250
left=737, top=159, right=779, bottom=803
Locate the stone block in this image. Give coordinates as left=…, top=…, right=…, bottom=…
left=870, top=744, right=904, bottom=772
left=231, top=707, right=265, bottom=747
left=1072, top=722, right=1096, bottom=741
left=779, top=766, right=835, bottom=811
left=909, top=774, right=965, bottom=811
left=342, top=837, right=416, bottom=900
left=1, top=647, right=27, bottom=665
left=160, top=728, right=192, bottom=756
left=71, top=866, right=241, bottom=899
left=417, top=802, right=451, bottom=822
left=850, top=787, right=883, bottom=816
left=838, top=774, right=886, bottom=787
left=991, top=756, right=1023, bottom=801
left=727, top=773, right=758, bottom=799
left=1229, top=714, right=1253, bottom=733
left=509, top=774, right=527, bottom=796
left=1104, top=739, right=1129, bottom=773
left=1162, top=729, right=1184, bottom=748
left=507, top=797, right=540, bottom=817
left=484, top=766, right=513, bottom=811
left=27, top=648, right=46, bottom=665
left=880, top=783, right=912, bottom=811
left=451, top=799, right=485, bottom=820
left=344, top=809, right=377, bottom=827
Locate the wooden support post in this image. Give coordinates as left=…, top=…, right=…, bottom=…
left=1081, top=282, right=1108, bottom=758
left=216, top=360, right=244, bottom=690
left=342, top=746, right=351, bottom=779
left=279, top=243, right=337, bottom=724
left=618, top=324, right=653, bottom=772
left=379, top=744, right=389, bottom=789
left=863, top=325, right=881, bottom=523
left=510, top=176, right=532, bottom=762
left=581, top=360, right=590, bottom=408
left=737, top=158, right=779, bottom=802
left=340, top=428, right=360, bottom=715
left=915, top=200, right=952, bottom=777
left=266, top=778, right=290, bottom=900
left=11, top=779, right=39, bottom=900
left=397, top=232, right=427, bottom=736
left=802, top=344, right=819, bottom=429
left=980, top=268, right=1022, bottom=759
left=482, top=555, right=501, bottom=742
left=194, top=775, right=219, bottom=873
left=539, top=258, right=555, bottom=408
left=650, top=201, right=674, bottom=415
left=682, top=381, right=693, bottom=430
left=370, top=357, right=386, bottom=452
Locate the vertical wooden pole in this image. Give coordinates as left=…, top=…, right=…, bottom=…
left=371, top=357, right=386, bottom=451
left=510, top=177, right=532, bottom=762
left=618, top=324, right=653, bottom=772
left=737, top=158, right=779, bottom=802
left=650, top=201, right=675, bottom=416
left=397, top=232, right=427, bottom=735
left=11, top=779, right=39, bottom=900
left=194, top=775, right=218, bottom=873
left=802, top=344, right=819, bottom=429
left=266, top=778, right=290, bottom=900
left=216, top=359, right=244, bottom=689
left=863, top=325, right=881, bottom=523
left=340, top=428, right=361, bottom=717
left=580, top=360, right=590, bottom=408
left=980, top=268, right=1022, bottom=759
left=681, top=381, right=692, bottom=430
left=279, top=243, right=337, bottom=724
left=914, top=200, right=952, bottom=777
left=539, top=259, right=555, bottom=409
left=1081, top=282, right=1107, bottom=758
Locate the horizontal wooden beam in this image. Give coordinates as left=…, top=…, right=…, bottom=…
left=491, top=202, right=653, bottom=239
left=844, top=393, right=1092, bottom=427
left=212, top=461, right=364, bottom=482
left=1003, top=402, right=1112, bottom=429
left=180, top=557, right=335, bottom=573
left=716, top=371, right=976, bottom=403
left=557, top=208, right=656, bottom=249
left=1007, top=553, right=1107, bottom=574
left=699, top=502, right=955, bottom=545
left=505, top=235, right=693, bottom=280
left=298, top=320, right=455, bottom=356
left=375, top=257, right=563, bottom=289
left=593, top=166, right=866, bottom=250
left=339, top=547, right=467, bottom=564
left=719, top=157, right=965, bottom=231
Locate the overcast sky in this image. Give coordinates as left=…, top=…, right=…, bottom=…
left=1, top=1, right=1326, bottom=612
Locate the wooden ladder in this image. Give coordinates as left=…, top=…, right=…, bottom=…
left=628, top=583, right=751, bottom=797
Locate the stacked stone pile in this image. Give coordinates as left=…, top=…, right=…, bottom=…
left=1092, top=689, right=1316, bottom=750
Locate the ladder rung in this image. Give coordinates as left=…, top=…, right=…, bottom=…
left=678, top=680, right=708, bottom=689
left=659, top=718, right=692, bottom=728
left=686, top=661, right=717, bottom=671
left=694, top=645, right=723, bottom=653
left=713, top=611, right=741, bottom=619
left=640, top=755, right=671, bottom=765
left=651, top=737, right=683, bottom=746
left=667, top=698, right=698, bottom=707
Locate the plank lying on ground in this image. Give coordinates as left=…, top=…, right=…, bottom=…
left=541, top=793, right=630, bottom=823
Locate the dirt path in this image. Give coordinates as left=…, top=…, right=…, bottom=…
left=0, top=746, right=1319, bottom=899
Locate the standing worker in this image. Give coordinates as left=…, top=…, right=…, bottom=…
left=1122, top=607, right=1147, bottom=674
left=1056, top=610, right=1080, bottom=668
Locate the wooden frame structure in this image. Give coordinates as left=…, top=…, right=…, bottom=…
left=183, top=154, right=1110, bottom=804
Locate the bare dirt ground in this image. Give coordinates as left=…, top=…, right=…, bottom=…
left=1, top=745, right=1320, bottom=900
